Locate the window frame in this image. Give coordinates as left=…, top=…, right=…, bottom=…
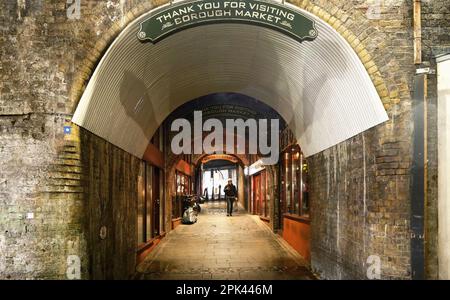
left=280, top=144, right=310, bottom=219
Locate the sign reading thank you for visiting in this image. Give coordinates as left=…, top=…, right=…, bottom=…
left=137, top=0, right=317, bottom=43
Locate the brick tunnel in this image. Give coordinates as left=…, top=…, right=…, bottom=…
left=1, top=0, right=450, bottom=281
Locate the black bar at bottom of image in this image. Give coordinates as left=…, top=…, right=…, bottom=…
left=0, top=279, right=447, bottom=298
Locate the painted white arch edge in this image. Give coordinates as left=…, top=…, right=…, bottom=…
left=437, top=53, right=450, bottom=279
left=72, top=0, right=389, bottom=159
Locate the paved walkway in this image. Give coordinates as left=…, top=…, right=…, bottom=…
left=136, top=201, right=316, bottom=280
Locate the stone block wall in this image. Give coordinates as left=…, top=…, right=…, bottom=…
left=0, top=113, right=87, bottom=278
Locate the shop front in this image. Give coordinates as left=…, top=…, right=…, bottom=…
left=247, top=159, right=270, bottom=224
left=137, top=135, right=166, bottom=263
left=172, top=159, right=193, bottom=229
left=280, top=143, right=311, bottom=262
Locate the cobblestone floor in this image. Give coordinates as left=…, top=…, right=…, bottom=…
left=136, top=201, right=316, bottom=280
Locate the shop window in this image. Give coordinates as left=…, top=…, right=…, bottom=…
left=137, top=163, right=145, bottom=245
left=292, top=151, right=300, bottom=215
left=281, top=145, right=309, bottom=218
left=158, top=167, right=164, bottom=234
left=302, top=155, right=310, bottom=217
left=145, top=165, right=153, bottom=241
left=137, top=162, right=165, bottom=248
left=261, top=171, right=266, bottom=217
left=284, top=152, right=292, bottom=214
left=173, top=171, right=190, bottom=219
left=251, top=169, right=269, bottom=218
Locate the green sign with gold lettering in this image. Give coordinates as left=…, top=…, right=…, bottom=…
left=137, top=0, right=317, bottom=43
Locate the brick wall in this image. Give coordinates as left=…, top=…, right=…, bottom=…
left=0, top=113, right=87, bottom=278
left=0, top=0, right=448, bottom=279
left=0, top=0, right=153, bottom=279
left=297, top=0, right=416, bottom=279
left=421, top=0, right=450, bottom=280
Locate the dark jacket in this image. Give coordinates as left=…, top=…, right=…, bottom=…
left=224, top=183, right=237, bottom=197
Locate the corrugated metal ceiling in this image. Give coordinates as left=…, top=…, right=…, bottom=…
left=72, top=2, right=388, bottom=158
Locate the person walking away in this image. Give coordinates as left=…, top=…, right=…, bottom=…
left=224, top=179, right=237, bottom=216
left=203, top=187, right=209, bottom=200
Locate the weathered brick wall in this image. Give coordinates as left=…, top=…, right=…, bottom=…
left=0, top=113, right=87, bottom=278
left=309, top=129, right=412, bottom=279
left=0, top=0, right=89, bottom=278
left=0, top=0, right=447, bottom=279
left=301, top=0, right=416, bottom=279
left=304, top=0, right=448, bottom=280
left=421, top=0, right=450, bottom=280
left=0, top=0, right=153, bottom=279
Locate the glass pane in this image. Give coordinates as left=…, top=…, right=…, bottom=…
left=250, top=177, right=254, bottom=212
left=255, top=175, right=260, bottom=214
left=159, top=168, right=164, bottom=233
left=146, top=164, right=153, bottom=242
left=292, top=151, right=300, bottom=215
left=261, top=171, right=266, bottom=217
left=302, top=155, right=310, bottom=217
left=186, top=175, right=190, bottom=195
left=173, top=172, right=178, bottom=218
left=266, top=174, right=268, bottom=218
left=176, top=173, right=181, bottom=194
left=152, top=167, right=161, bottom=237
left=285, top=152, right=291, bottom=213
left=281, top=153, right=287, bottom=214
left=137, top=163, right=145, bottom=245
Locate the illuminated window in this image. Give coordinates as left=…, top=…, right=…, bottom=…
left=281, top=144, right=309, bottom=218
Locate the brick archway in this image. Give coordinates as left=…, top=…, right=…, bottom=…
left=69, top=0, right=394, bottom=114
left=70, top=0, right=391, bottom=160
left=1, top=0, right=435, bottom=281
left=193, top=153, right=249, bottom=167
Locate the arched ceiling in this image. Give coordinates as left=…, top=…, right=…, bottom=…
left=72, top=1, right=388, bottom=158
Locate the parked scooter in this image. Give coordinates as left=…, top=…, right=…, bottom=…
left=198, top=195, right=206, bottom=204
left=191, top=195, right=202, bottom=213
left=182, top=195, right=201, bottom=224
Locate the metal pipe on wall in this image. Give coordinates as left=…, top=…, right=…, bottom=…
left=411, top=0, right=427, bottom=279
left=411, top=74, right=426, bottom=280
left=414, top=0, right=422, bottom=64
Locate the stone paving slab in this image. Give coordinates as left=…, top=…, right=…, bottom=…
left=136, top=201, right=316, bottom=280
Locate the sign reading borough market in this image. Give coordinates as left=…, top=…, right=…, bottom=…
left=137, top=0, right=318, bottom=43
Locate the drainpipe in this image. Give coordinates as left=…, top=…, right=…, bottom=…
left=411, top=0, right=426, bottom=280
left=411, top=73, right=426, bottom=280
left=413, top=0, right=422, bottom=65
